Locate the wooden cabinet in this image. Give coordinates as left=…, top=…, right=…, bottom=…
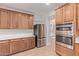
left=18, top=13, right=29, bottom=29
left=29, top=37, right=35, bottom=49
left=63, top=4, right=75, bottom=22
left=10, top=39, right=24, bottom=54
left=56, top=44, right=74, bottom=56
left=28, top=15, right=34, bottom=29
left=77, top=4, right=79, bottom=30
left=22, top=38, right=30, bottom=50
left=9, top=11, right=18, bottom=29
left=56, top=8, right=63, bottom=25
left=0, top=8, right=33, bottom=29
left=0, top=10, right=9, bottom=28
left=10, top=37, right=35, bottom=54
left=0, top=40, right=10, bottom=56
left=75, top=44, right=79, bottom=56
left=22, top=37, right=35, bottom=50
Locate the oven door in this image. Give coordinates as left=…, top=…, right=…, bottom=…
left=63, top=36, right=72, bottom=45
left=56, top=35, right=72, bottom=45
left=56, top=35, right=63, bottom=42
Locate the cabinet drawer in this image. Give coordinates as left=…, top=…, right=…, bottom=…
left=56, top=44, right=73, bottom=56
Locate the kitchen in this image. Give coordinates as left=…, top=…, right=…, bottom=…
left=0, top=3, right=59, bottom=56
left=0, top=3, right=79, bottom=56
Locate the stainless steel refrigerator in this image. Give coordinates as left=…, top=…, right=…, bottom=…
left=34, top=24, right=46, bottom=48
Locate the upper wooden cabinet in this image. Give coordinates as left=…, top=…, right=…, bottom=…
left=18, top=13, right=29, bottom=29
left=9, top=11, right=18, bottom=29
left=28, top=15, right=34, bottom=29
left=63, top=4, right=75, bottom=22
left=56, top=8, right=63, bottom=25
left=77, top=4, right=79, bottom=30
left=56, top=4, right=76, bottom=25
left=0, top=8, right=34, bottom=29
left=0, top=10, right=9, bottom=28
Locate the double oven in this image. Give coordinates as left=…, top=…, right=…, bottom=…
left=56, top=23, right=74, bottom=49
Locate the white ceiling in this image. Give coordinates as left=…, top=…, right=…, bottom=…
left=0, top=3, right=64, bottom=16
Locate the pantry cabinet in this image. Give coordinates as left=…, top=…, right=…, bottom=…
left=0, top=40, right=10, bottom=56
left=63, top=4, right=75, bottom=22
left=55, top=3, right=77, bottom=56
left=56, top=8, right=63, bottom=25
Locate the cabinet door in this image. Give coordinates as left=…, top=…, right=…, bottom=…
left=25, top=14, right=29, bottom=29
left=9, top=11, right=18, bottom=29
left=23, top=38, right=30, bottom=50
left=10, top=39, right=24, bottom=54
left=75, top=44, right=79, bottom=56
left=63, top=4, right=74, bottom=22
left=28, top=15, right=33, bottom=29
left=77, top=4, right=79, bottom=30
left=21, top=14, right=28, bottom=29
left=29, top=37, right=35, bottom=49
left=17, top=13, right=22, bottom=28
left=0, top=40, right=10, bottom=56
left=56, top=8, right=63, bottom=25
left=0, top=10, right=9, bottom=28
left=18, top=14, right=29, bottom=29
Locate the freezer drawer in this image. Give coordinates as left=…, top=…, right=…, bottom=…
left=37, top=38, right=46, bottom=48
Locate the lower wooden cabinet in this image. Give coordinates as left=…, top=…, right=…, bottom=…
left=56, top=44, right=74, bottom=56
left=10, top=37, right=35, bottom=54
left=22, top=38, right=30, bottom=50
left=10, top=39, right=24, bottom=54
left=0, top=37, right=35, bottom=55
left=0, top=40, right=10, bottom=56
left=29, top=37, right=35, bottom=48
left=75, top=43, right=79, bottom=56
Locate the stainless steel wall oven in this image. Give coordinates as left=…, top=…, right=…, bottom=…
left=56, top=23, right=73, bottom=46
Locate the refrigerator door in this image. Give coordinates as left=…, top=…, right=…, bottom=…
left=40, top=24, right=45, bottom=38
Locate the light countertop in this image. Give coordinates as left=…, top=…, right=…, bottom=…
left=0, top=33, right=34, bottom=40
left=75, top=37, right=79, bottom=43
left=0, top=29, right=34, bottom=40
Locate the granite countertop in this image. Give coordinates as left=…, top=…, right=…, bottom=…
left=0, top=33, right=34, bottom=40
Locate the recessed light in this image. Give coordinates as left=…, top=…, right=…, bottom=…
left=46, top=3, right=50, bottom=5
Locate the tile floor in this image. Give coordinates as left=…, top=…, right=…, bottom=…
left=12, top=39, right=57, bottom=56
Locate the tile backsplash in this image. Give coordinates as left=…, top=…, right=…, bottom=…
left=0, top=29, right=33, bottom=34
